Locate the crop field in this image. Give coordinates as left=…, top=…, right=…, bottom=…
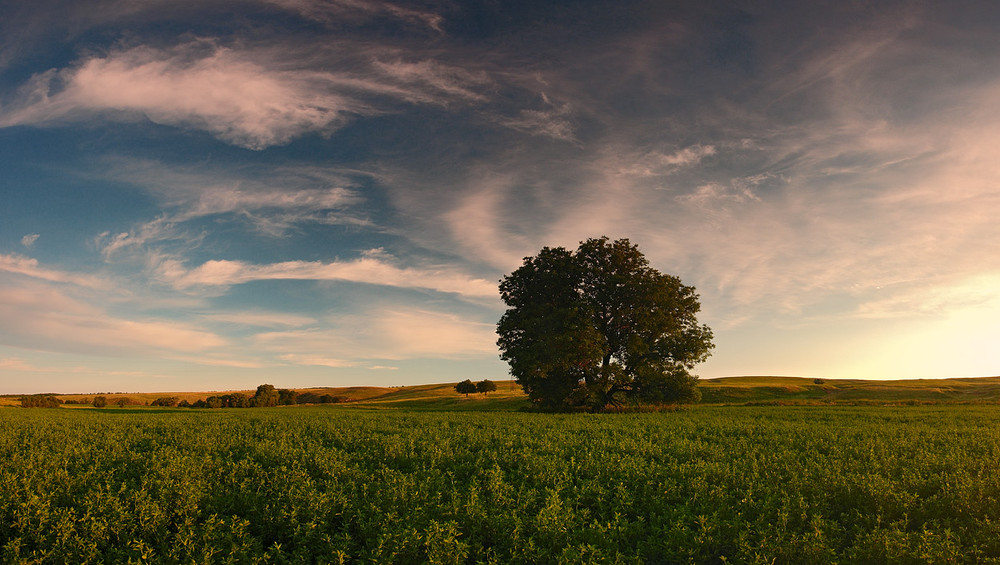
left=3, top=405, right=1000, bottom=563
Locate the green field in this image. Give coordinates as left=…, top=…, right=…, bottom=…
left=4, top=403, right=1000, bottom=563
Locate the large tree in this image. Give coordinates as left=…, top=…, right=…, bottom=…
left=497, top=237, right=713, bottom=410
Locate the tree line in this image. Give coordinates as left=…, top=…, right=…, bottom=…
left=19, top=385, right=349, bottom=409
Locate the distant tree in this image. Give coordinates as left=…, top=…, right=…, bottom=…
left=296, top=392, right=320, bottom=404
left=177, top=399, right=191, bottom=408
left=319, top=394, right=346, bottom=404
left=455, top=379, right=478, bottom=398
left=92, top=396, right=108, bottom=408
left=151, top=397, right=179, bottom=407
left=498, top=237, right=713, bottom=411
left=813, top=378, right=826, bottom=385
left=20, top=395, right=61, bottom=408
left=205, top=396, right=223, bottom=409
left=252, top=384, right=279, bottom=407
left=192, top=399, right=208, bottom=408
left=115, top=397, right=130, bottom=407
left=221, top=393, right=251, bottom=408
left=476, top=379, right=498, bottom=396
left=278, top=389, right=298, bottom=406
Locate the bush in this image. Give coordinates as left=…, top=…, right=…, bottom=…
left=92, top=396, right=108, bottom=408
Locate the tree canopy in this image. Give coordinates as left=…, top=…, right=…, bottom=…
left=455, top=379, right=478, bottom=398
left=252, top=384, right=279, bottom=407
left=476, top=379, right=498, bottom=395
left=497, top=237, right=713, bottom=410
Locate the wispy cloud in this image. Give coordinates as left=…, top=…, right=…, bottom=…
left=158, top=253, right=497, bottom=298
left=496, top=93, right=576, bottom=142
left=199, top=311, right=317, bottom=329
left=278, top=354, right=358, bottom=368
left=0, top=40, right=490, bottom=149
left=20, top=234, right=39, bottom=248
left=0, top=278, right=226, bottom=357
left=256, top=307, right=498, bottom=361
left=93, top=158, right=370, bottom=257
left=0, top=253, right=108, bottom=289
left=263, top=0, right=445, bottom=33
left=1, top=42, right=356, bottom=149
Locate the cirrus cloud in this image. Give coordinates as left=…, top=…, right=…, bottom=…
left=157, top=253, right=498, bottom=298
left=0, top=40, right=490, bottom=149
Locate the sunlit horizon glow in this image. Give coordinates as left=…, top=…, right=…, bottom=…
left=2, top=2, right=1000, bottom=394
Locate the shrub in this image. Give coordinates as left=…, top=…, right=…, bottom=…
left=92, top=396, right=108, bottom=408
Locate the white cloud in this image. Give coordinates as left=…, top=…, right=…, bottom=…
left=255, top=307, right=498, bottom=361
left=0, top=357, right=41, bottom=372
left=676, top=179, right=763, bottom=207
left=854, top=274, right=1000, bottom=320
left=373, top=309, right=499, bottom=358
left=0, top=278, right=226, bottom=357
left=263, top=0, right=444, bottom=32
left=0, top=253, right=108, bottom=289
left=1, top=43, right=357, bottom=149
left=496, top=95, right=576, bottom=141
left=93, top=158, right=369, bottom=257
left=279, top=354, right=358, bottom=368
left=0, top=41, right=489, bottom=149
left=159, top=255, right=497, bottom=298
left=20, top=234, right=39, bottom=248
left=611, top=144, right=717, bottom=178
left=200, top=311, right=317, bottom=329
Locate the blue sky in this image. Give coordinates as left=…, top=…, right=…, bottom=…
left=2, top=1, right=1000, bottom=394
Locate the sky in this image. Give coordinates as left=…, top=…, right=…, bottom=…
left=2, top=0, right=1000, bottom=394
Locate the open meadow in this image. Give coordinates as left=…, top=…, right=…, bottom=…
left=4, top=396, right=1000, bottom=563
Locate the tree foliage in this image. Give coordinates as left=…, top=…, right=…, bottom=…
left=20, top=395, right=61, bottom=408
left=151, top=397, right=179, bottom=407
left=252, top=384, right=279, bottom=408
left=476, top=379, right=498, bottom=395
left=497, top=237, right=713, bottom=410
left=278, top=389, right=298, bottom=405
left=92, top=396, right=108, bottom=408
left=455, top=379, right=478, bottom=398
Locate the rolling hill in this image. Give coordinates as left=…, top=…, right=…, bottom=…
left=6, top=376, right=1000, bottom=409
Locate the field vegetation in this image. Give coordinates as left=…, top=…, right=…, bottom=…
left=4, top=396, right=1000, bottom=562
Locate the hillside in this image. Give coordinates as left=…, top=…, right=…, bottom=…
left=6, top=376, right=1000, bottom=409
left=699, top=375, right=1000, bottom=404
